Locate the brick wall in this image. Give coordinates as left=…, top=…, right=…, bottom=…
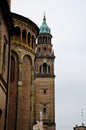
left=7, top=53, right=18, bottom=130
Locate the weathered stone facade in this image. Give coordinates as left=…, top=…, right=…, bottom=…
left=0, top=1, right=55, bottom=130
left=6, top=13, right=39, bottom=130
left=0, top=0, right=13, bottom=129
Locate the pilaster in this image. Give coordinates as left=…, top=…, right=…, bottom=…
left=16, top=50, right=23, bottom=130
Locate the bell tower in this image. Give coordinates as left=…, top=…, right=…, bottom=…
left=34, top=15, right=56, bottom=130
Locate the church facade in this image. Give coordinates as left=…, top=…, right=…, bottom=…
left=0, top=0, right=56, bottom=130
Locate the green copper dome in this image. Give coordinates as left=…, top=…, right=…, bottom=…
left=39, top=15, right=51, bottom=34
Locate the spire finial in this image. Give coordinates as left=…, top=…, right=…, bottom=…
left=81, top=108, right=84, bottom=126
left=44, top=10, right=46, bottom=19
left=43, top=10, right=46, bottom=23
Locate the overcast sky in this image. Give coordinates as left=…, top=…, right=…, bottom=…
left=11, top=0, right=86, bottom=130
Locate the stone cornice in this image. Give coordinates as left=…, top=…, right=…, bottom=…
left=35, top=55, right=55, bottom=60
left=11, top=12, right=39, bottom=35
left=11, top=42, right=35, bottom=55
left=35, top=73, right=55, bottom=78
left=43, top=121, right=56, bottom=126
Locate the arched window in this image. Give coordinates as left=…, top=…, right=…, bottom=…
left=32, top=36, right=34, bottom=48
left=28, top=32, right=30, bottom=46
left=40, top=63, right=50, bottom=74
left=48, top=37, right=51, bottom=43
left=11, top=56, right=15, bottom=81
left=43, top=36, right=47, bottom=43
left=14, top=26, right=20, bottom=40
left=43, top=36, right=45, bottom=43
left=43, top=105, right=47, bottom=115
left=22, top=29, right=26, bottom=43
left=43, top=63, right=47, bottom=73
left=38, top=37, right=42, bottom=44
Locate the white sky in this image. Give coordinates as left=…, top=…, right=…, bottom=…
left=11, top=0, right=86, bottom=130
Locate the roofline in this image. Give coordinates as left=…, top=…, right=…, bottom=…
left=11, top=12, right=39, bottom=35
left=73, top=125, right=86, bottom=129
left=38, top=32, right=52, bottom=37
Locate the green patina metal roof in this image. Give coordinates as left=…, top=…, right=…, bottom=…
left=39, top=15, right=51, bottom=34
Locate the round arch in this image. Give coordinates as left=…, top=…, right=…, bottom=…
left=13, top=26, right=21, bottom=41
left=23, top=54, right=32, bottom=66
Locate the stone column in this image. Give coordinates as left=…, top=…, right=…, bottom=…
left=16, top=49, right=23, bottom=130
left=30, top=59, right=35, bottom=130
left=20, top=30, right=22, bottom=42
left=26, top=33, right=28, bottom=45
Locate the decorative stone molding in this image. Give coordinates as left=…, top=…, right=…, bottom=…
left=13, top=18, right=38, bottom=36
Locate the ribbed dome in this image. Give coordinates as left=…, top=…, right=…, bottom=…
left=39, top=15, right=51, bottom=34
